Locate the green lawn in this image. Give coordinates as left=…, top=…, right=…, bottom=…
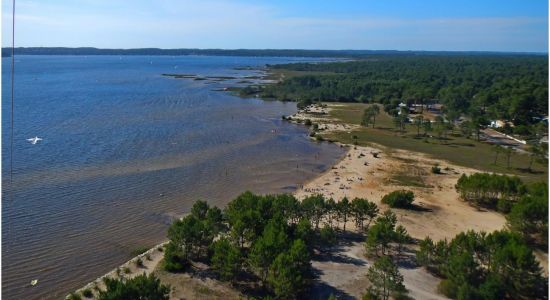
left=319, top=103, right=547, bottom=183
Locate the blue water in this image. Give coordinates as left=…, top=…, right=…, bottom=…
left=1, top=55, right=344, bottom=300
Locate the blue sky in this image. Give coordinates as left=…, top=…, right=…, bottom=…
left=2, top=0, right=548, bottom=52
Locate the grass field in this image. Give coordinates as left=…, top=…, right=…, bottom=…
left=318, top=103, right=547, bottom=183
left=264, top=68, right=337, bottom=81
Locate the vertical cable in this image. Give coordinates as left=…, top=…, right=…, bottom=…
left=8, top=0, right=15, bottom=254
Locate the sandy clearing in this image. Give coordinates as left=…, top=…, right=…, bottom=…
left=295, top=144, right=506, bottom=242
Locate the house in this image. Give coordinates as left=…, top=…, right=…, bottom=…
left=427, top=103, right=443, bottom=113
left=489, top=120, right=514, bottom=128
left=397, top=102, right=415, bottom=115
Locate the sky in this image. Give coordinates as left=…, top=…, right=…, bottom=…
left=1, top=0, right=548, bottom=52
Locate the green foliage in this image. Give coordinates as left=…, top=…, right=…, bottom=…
left=267, top=239, right=311, bottom=299
left=98, top=273, right=170, bottom=300
left=366, top=256, right=407, bottom=300
left=417, top=230, right=546, bottom=299
left=248, top=217, right=290, bottom=282
left=301, top=194, right=326, bottom=229
left=82, top=288, right=93, bottom=298
left=394, top=225, right=411, bottom=256
left=362, top=105, right=381, bottom=128
left=381, top=190, right=415, bottom=208
left=264, top=56, right=548, bottom=127
left=162, top=241, right=188, bottom=272
left=319, top=225, right=336, bottom=245
left=211, top=238, right=242, bottom=281
left=506, top=183, right=548, bottom=245
left=167, top=214, right=213, bottom=261
left=295, top=217, right=314, bottom=247
left=272, top=194, right=301, bottom=225
left=351, top=197, right=379, bottom=231
left=496, top=199, right=513, bottom=213
left=455, top=173, right=526, bottom=209
left=191, top=200, right=210, bottom=220
left=225, top=191, right=270, bottom=247
left=205, top=206, right=225, bottom=235
left=365, top=211, right=398, bottom=256
left=337, top=197, right=352, bottom=231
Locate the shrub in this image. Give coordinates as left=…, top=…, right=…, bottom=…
left=496, top=199, right=513, bottom=213
left=82, top=288, right=93, bottom=298
left=437, top=279, right=457, bottom=298
left=157, top=246, right=164, bottom=252
left=431, top=165, right=441, bottom=174
left=123, top=267, right=131, bottom=274
left=98, top=274, right=170, bottom=300
left=135, top=258, right=143, bottom=268
left=304, top=119, right=312, bottom=126
left=315, top=135, right=324, bottom=142
left=381, top=190, right=414, bottom=208
left=145, top=253, right=152, bottom=261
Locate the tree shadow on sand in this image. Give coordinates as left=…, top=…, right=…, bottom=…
left=309, top=231, right=367, bottom=299
left=313, top=231, right=367, bottom=267
left=515, top=167, right=545, bottom=174
left=393, top=245, right=420, bottom=270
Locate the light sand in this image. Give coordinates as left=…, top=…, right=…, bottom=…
left=295, top=144, right=506, bottom=241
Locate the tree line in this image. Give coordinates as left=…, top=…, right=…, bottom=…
left=456, top=173, right=548, bottom=245
left=241, top=55, right=547, bottom=135
left=416, top=230, right=547, bottom=299
left=455, top=173, right=527, bottom=211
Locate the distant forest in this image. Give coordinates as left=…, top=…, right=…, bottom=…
left=244, top=55, right=548, bottom=126
left=1, top=47, right=544, bottom=58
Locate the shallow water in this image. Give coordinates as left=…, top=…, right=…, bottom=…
left=1, top=55, right=345, bottom=300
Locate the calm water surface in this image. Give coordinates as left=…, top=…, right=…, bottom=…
left=1, top=55, right=344, bottom=300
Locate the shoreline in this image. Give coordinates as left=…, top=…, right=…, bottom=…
left=74, top=241, right=168, bottom=296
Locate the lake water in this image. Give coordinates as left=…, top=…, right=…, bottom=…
left=1, top=55, right=345, bottom=299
